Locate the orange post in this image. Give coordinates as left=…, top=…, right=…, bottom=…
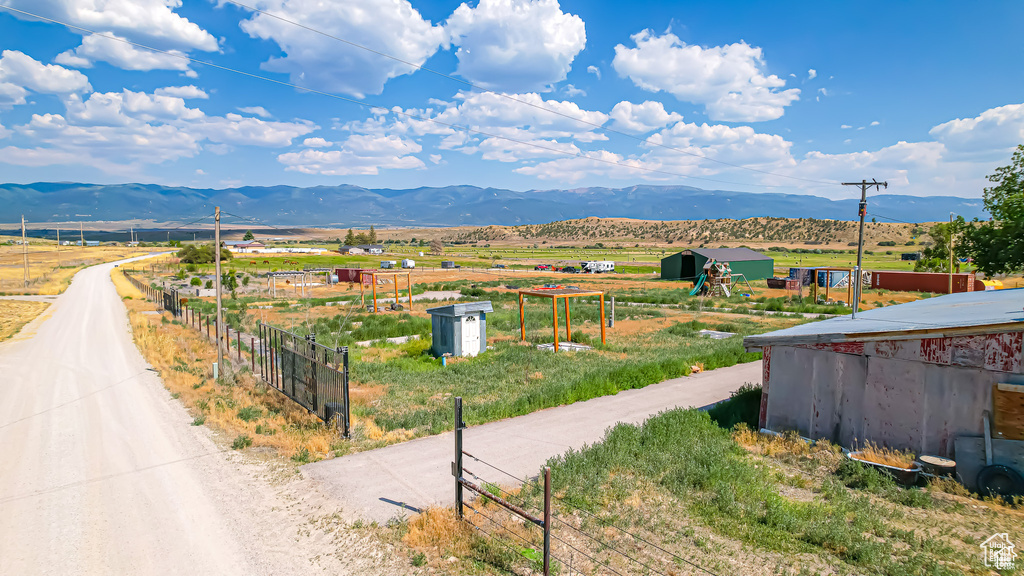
left=372, top=278, right=378, bottom=312
left=564, top=296, right=571, bottom=342
left=551, top=296, right=559, bottom=352
left=407, top=273, right=413, bottom=311
left=519, top=293, right=525, bottom=341
left=599, top=295, right=606, bottom=344
left=394, top=275, right=399, bottom=308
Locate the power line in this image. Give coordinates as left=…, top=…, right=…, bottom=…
left=219, top=0, right=837, bottom=187
left=0, top=5, right=812, bottom=191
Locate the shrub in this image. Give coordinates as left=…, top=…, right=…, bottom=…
left=708, top=384, right=762, bottom=430
left=190, top=277, right=202, bottom=286
left=231, top=434, right=253, bottom=450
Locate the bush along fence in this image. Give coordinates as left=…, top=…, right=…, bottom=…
left=451, top=396, right=722, bottom=576
left=122, top=270, right=350, bottom=437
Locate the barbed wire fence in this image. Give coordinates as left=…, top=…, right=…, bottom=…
left=451, top=396, right=725, bottom=576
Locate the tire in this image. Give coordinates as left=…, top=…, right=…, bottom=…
left=976, top=465, right=1024, bottom=498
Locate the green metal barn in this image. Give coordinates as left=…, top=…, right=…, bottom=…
left=661, top=248, right=774, bottom=282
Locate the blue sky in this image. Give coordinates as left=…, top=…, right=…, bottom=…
left=0, top=0, right=1022, bottom=199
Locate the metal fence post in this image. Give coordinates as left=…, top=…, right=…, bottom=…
left=454, top=396, right=464, bottom=519
left=250, top=337, right=255, bottom=372
left=543, top=466, right=551, bottom=576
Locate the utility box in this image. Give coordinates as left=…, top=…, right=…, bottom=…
left=426, top=301, right=493, bottom=358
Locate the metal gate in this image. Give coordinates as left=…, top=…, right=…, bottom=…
left=258, top=322, right=349, bottom=437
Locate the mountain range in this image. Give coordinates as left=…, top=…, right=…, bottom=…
left=0, top=182, right=987, bottom=227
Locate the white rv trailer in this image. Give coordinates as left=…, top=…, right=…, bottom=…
left=581, top=260, right=615, bottom=273
left=380, top=260, right=397, bottom=269
left=401, top=259, right=416, bottom=269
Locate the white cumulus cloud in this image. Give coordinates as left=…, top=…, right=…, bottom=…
left=612, top=30, right=799, bottom=122
left=155, top=85, right=208, bottom=99
left=2, top=0, right=217, bottom=49
left=56, top=34, right=195, bottom=73
left=807, top=68, right=817, bottom=80
left=445, top=0, right=586, bottom=92
left=303, top=137, right=332, bottom=147
left=608, top=100, right=682, bottom=134
left=587, top=65, right=600, bottom=79
left=237, top=106, right=271, bottom=118
left=239, top=0, right=446, bottom=98
left=278, top=134, right=424, bottom=175
left=0, top=50, right=91, bottom=107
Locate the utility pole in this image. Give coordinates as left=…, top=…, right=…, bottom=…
left=21, top=215, right=29, bottom=287
left=214, top=206, right=224, bottom=373
left=948, top=213, right=954, bottom=294
left=842, top=179, right=887, bottom=319
left=56, top=226, right=60, bottom=268
left=80, top=222, right=84, bottom=248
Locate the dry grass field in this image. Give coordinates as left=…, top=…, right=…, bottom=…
left=0, top=300, right=50, bottom=341
left=0, top=244, right=140, bottom=294
left=111, top=268, right=339, bottom=461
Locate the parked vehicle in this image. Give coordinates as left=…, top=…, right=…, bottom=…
left=401, top=259, right=415, bottom=269
left=441, top=260, right=457, bottom=269
left=581, top=260, right=615, bottom=273
left=380, top=260, right=397, bottom=269
left=494, top=264, right=506, bottom=269
left=534, top=264, right=552, bottom=270
left=561, top=266, right=579, bottom=274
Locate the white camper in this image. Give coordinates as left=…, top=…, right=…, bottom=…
left=380, top=260, right=397, bottom=269
left=581, top=261, right=615, bottom=273
left=401, top=259, right=416, bottom=269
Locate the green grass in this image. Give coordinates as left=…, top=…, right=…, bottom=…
left=536, top=409, right=978, bottom=576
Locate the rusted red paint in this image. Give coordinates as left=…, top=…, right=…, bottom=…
left=800, top=342, right=865, bottom=355
left=759, top=345, right=771, bottom=429
left=919, top=337, right=952, bottom=365
left=984, top=331, right=1023, bottom=373
left=872, top=340, right=903, bottom=359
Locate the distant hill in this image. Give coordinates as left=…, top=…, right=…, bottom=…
left=0, top=182, right=986, bottom=226
left=443, top=216, right=924, bottom=247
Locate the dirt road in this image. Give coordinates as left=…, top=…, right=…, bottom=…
left=0, top=256, right=404, bottom=575
left=305, top=361, right=761, bottom=523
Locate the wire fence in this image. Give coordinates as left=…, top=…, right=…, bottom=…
left=452, top=396, right=724, bottom=576
left=122, top=268, right=350, bottom=436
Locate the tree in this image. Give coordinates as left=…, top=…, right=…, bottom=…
left=368, top=225, right=377, bottom=244
left=243, top=230, right=254, bottom=241
left=914, top=220, right=968, bottom=273
left=343, top=229, right=356, bottom=246
left=221, top=271, right=238, bottom=292
left=962, top=144, right=1024, bottom=276
left=429, top=239, right=444, bottom=254
left=176, top=243, right=231, bottom=264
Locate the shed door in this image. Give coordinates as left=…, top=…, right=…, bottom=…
left=462, top=314, right=480, bottom=356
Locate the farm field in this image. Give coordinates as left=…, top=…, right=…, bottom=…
left=0, top=299, right=50, bottom=341
left=0, top=239, right=142, bottom=294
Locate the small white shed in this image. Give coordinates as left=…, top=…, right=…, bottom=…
left=426, top=301, right=494, bottom=357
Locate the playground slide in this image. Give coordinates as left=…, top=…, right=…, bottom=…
left=689, top=272, right=707, bottom=296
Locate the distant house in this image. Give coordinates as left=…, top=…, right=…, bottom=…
left=901, top=252, right=922, bottom=261
left=660, top=248, right=774, bottom=282
left=339, top=246, right=366, bottom=255
left=358, top=244, right=384, bottom=254
left=225, top=241, right=265, bottom=253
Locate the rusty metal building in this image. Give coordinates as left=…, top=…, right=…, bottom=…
left=743, top=289, right=1024, bottom=464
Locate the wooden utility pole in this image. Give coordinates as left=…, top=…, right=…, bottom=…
left=948, top=213, right=954, bottom=294
left=56, top=226, right=60, bottom=268
left=214, top=207, right=224, bottom=372
left=79, top=222, right=84, bottom=248
left=842, top=179, right=887, bottom=318
left=21, top=215, right=29, bottom=287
